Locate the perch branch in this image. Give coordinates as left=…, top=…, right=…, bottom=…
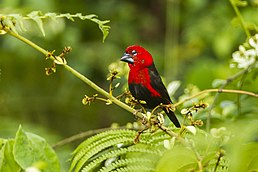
left=5, top=28, right=142, bottom=119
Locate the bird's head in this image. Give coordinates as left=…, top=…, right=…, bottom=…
left=120, top=45, right=153, bottom=70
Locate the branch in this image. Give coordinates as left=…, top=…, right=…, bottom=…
left=206, top=65, right=254, bottom=131
left=5, top=28, right=143, bottom=120
left=174, top=88, right=257, bottom=107
left=229, top=0, right=251, bottom=38
left=52, top=126, right=126, bottom=148
left=4, top=28, right=257, bottom=134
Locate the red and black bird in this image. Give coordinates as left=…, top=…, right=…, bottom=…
left=121, top=45, right=181, bottom=128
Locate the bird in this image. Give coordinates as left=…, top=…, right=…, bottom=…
left=120, top=45, right=181, bottom=128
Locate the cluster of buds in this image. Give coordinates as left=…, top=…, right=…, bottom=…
left=181, top=102, right=208, bottom=126
left=82, top=94, right=98, bottom=105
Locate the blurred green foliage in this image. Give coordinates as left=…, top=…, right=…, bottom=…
left=0, top=0, right=257, bottom=171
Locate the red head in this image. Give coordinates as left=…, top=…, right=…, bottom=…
left=120, top=45, right=154, bottom=70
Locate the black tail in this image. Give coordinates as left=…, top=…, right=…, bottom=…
left=163, top=108, right=181, bottom=128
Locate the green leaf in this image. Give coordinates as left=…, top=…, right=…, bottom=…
left=45, top=12, right=57, bottom=21
left=13, top=126, right=60, bottom=172
left=27, top=11, right=46, bottom=36
left=229, top=143, right=258, bottom=172
left=156, top=146, right=197, bottom=172
left=0, top=139, right=21, bottom=172
left=84, top=14, right=110, bottom=42
left=10, top=14, right=26, bottom=32
left=60, top=13, right=75, bottom=21
left=1, top=17, right=18, bottom=34
left=235, top=0, right=248, bottom=7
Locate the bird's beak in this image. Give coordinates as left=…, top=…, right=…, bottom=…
left=120, top=53, right=134, bottom=64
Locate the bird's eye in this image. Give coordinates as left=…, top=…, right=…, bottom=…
left=131, top=50, right=137, bottom=56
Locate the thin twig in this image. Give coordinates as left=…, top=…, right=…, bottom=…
left=4, top=27, right=257, bottom=136
left=5, top=28, right=143, bottom=120
left=206, top=66, right=252, bottom=131
left=229, top=0, right=251, bottom=38
left=214, top=149, right=225, bottom=172
left=174, top=88, right=257, bottom=108
left=236, top=69, right=249, bottom=115
left=52, top=126, right=126, bottom=148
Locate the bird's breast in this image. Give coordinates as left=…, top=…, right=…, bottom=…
left=128, top=68, right=149, bottom=85
left=128, top=68, right=161, bottom=97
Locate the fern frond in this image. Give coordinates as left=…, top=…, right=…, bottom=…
left=112, top=166, right=155, bottom=172
left=70, top=129, right=137, bottom=172
left=74, top=137, right=133, bottom=171
left=98, top=158, right=156, bottom=172
left=73, top=129, right=136, bottom=155
left=82, top=147, right=161, bottom=172
left=70, top=128, right=174, bottom=172
left=139, top=128, right=173, bottom=146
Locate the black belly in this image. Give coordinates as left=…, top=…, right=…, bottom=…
left=129, top=83, right=168, bottom=109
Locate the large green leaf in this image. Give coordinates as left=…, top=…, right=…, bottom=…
left=156, top=146, right=197, bottom=172
left=0, top=139, right=21, bottom=172
left=13, top=126, right=60, bottom=172
left=228, top=143, right=258, bottom=172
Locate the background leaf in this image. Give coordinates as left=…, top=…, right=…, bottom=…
left=0, top=139, right=21, bottom=172
left=156, top=146, right=197, bottom=172
left=27, top=11, right=46, bottom=36
left=13, top=126, right=60, bottom=172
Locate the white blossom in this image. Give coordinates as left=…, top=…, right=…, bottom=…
left=230, top=35, right=258, bottom=69
left=186, top=126, right=197, bottom=135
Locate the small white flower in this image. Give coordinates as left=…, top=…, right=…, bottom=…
left=249, top=34, right=258, bottom=51
left=105, top=157, right=118, bottom=167
left=239, top=45, right=246, bottom=52
left=117, top=143, right=124, bottom=148
left=163, top=137, right=175, bottom=149
left=142, top=111, right=152, bottom=121
left=231, top=45, right=256, bottom=69
left=180, top=108, right=189, bottom=115
left=163, top=140, right=170, bottom=149
left=186, top=126, right=197, bottom=135
left=157, top=113, right=164, bottom=124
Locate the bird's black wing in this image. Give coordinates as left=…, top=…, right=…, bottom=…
left=147, top=63, right=172, bottom=104
left=148, top=64, right=181, bottom=128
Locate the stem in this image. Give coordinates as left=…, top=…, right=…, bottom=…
left=5, top=28, right=142, bottom=119
left=5, top=29, right=257, bottom=131
left=7, top=28, right=48, bottom=56
left=174, top=88, right=257, bottom=107
left=63, top=64, right=138, bottom=114
left=52, top=126, right=126, bottom=148
left=206, top=65, right=253, bottom=131
left=229, top=0, right=251, bottom=38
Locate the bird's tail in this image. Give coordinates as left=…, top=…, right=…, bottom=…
left=163, top=108, right=181, bottom=128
